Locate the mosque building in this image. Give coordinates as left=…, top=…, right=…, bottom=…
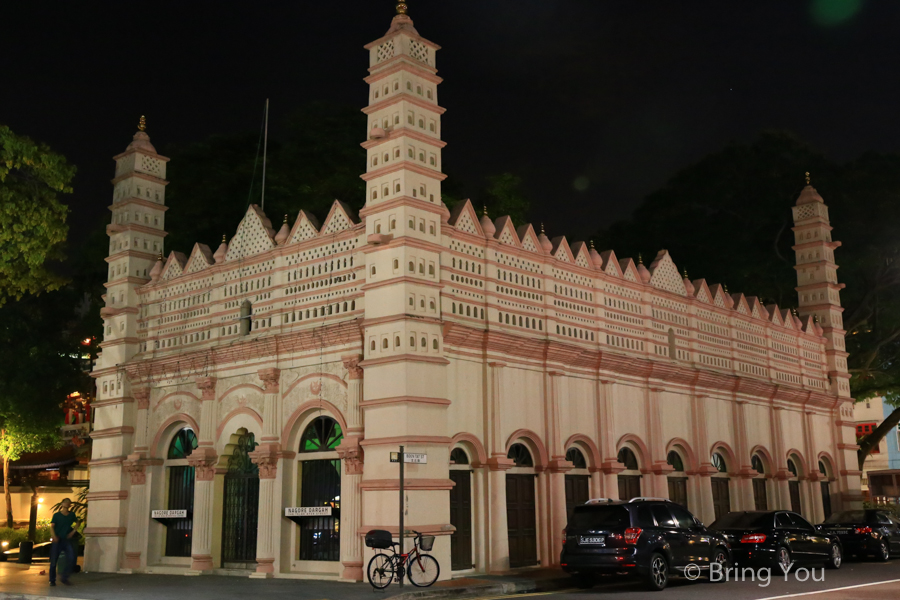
left=85, top=2, right=860, bottom=579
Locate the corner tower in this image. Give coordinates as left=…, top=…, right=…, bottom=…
left=791, top=174, right=850, bottom=398
left=100, top=117, right=169, bottom=366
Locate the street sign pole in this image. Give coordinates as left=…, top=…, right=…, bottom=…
left=399, top=444, right=404, bottom=587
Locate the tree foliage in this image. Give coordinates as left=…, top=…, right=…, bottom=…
left=0, top=125, right=74, bottom=304
left=594, top=131, right=900, bottom=468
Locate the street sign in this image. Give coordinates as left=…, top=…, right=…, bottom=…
left=390, top=452, right=427, bottom=464
left=151, top=509, right=187, bottom=518
left=285, top=506, right=332, bottom=517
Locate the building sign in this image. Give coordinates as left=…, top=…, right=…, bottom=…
left=151, top=509, right=187, bottom=518
left=390, top=452, right=427, bottom=464
left=285, top=506, right=332, bottom=517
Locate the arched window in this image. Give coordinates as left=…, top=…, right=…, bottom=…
left=666, top=450, right=684, bottom=472
left=787, top=457, right=798, bottom=477
left=299, top=416, right=343, bottom=453
left=566, top=447, right=587, bottom=469
left=239, top=300, right=252, bottom=336
left=818, top=460, right=828, bottom=478
left=752, top=454, right=766, bottom=474
left=712, top=452, right=728, bottom=473
left=450, top=448, right=469, bottom=465
left=617, top=447, right=638, bottom=470
left=168, top=427, right=197, bottom=459
left=507, top=443, right=533, bottom=467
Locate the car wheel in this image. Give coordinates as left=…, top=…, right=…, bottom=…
left=645, top=553, right=668, bottom=591
left=876, top=540, right=890, bottom=562
left=776, top=546, right=792, bottom=574
left=825, top=543, right=842, bottom=569
left=709, top=547, right=730, bottom=583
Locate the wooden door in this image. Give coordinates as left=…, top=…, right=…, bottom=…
left=667, top=477, right=688, bottom=509
left=820, top=482, right=832, bottom=519
left=565, top=475, right=590, bottom=519
left=506, top=474, right=537, bottom=568
left=617, top=474, right=641, bottom=500
left=789, top=481, right=802, bottom=514
left=752, top=478, right=768, bottom=511
left=711, top=478, right=731, bottom=521
left=449, top=470, right=473, bottom=571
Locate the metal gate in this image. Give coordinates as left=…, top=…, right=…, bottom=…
left=711, top=478, right=731, bottom=520
left=165, top=466, right=195, bottom=557
left=298, top=459, right=341, bottom=561
left=449, top=470, right=473, bottom=570
left=222, top=432, right=259, bottom=564
left=506, top=474, right=537, bottom=568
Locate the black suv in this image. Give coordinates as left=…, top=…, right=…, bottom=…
left=561, top=498, right=731, bottom=591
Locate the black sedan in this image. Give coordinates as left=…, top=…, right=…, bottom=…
left=818, top=509, right=900, bottom=561
left=709, top=511, right=842, bottom=573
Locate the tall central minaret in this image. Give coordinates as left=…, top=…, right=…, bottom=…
left=358, top=1, right=453, bottom=579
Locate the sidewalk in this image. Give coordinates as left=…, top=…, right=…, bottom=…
left=0, top=561, right=570, bottom=600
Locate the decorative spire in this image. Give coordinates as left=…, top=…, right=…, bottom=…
left=483, top=205, right=488, bottom=217
left=222, top=234, right=227, bottom=243
left=683, top=268, right=689, bottom=279
left=157, top=251, right=163, bottom=261
left=805, top=171, right=810, bottom=186
left=590, top=240, right=595, bottom=249
left=138, top=115, right=146, bottom=132
left=283, top=214, right=288, bottom=223
left=638, top=253, right=643, bottom=265
left=395, top=0, right=408, bottom=15
left=274, top=215, right=290, bottom=246
left=214, top=235, right=229, bottom=264
left=540, top=222, right=545, bottom=235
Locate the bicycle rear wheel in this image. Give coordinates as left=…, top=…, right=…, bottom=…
left=367, top=553, right=395, bottom=589
left=407, top=554, right=440, bottom=587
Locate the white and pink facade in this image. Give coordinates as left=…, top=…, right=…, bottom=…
left=85, top=7, right=861, bottom=580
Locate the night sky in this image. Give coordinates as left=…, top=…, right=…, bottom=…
left=4, top=0, right=899, bottom=252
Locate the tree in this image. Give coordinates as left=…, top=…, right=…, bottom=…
left=0, top=292, right=82, bottom=527
left=594, top=131, right=900, bottom=469
left=0, top=125, right=74, bottom=305
left=479, top=173, right=531, bottom=225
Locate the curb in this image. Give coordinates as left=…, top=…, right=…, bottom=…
left=388, top=576, right=571, bottom=600
left=0, top=594, right=88, bottom=600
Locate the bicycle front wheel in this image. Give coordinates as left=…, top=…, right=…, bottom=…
left=408, top=554, right=440, bottom=587
left=367, top=553, right=395, bottom=590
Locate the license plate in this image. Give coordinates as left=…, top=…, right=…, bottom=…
left=830, top=529, right=850, bottom=535
left=580, top=536, right=605, bottom=546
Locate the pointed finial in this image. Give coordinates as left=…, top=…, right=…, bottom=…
left=138, top=115, right=147, bottom=132
left=157, top=251, right=163, bottom=261
left=540, top=223, right=546, bottom=235
left=683, top=268, right=689, bottom=279
left=283, top=214, right=288, bottom=224
left=590, top=239, right=595, bottom=249
left=723, top=284, right=729, bottom=293
left=483, top=205, right=488, bottom=217
left=805, top=171, right=810, bottom=186
left=638, top=253, right=643, bottom=265
left=395, top=0, right=408, bottom=15
left=222, top=234, right=227, bottom=243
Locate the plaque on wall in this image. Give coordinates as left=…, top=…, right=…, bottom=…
left=151, top=509, right=188, bottom=518
left=285, top=506, right=333, bottom=517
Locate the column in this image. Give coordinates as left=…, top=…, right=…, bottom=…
left=122, top=462, right=147, bottom=571
left=250, top=368, right=281, bottom=577
left=775, top=474, right=791, bottom=510
left=122, top=387, right=150, bottom=570
left=590, top=469, right=602, bottom=498
left=546, top=372, right=570, bottom=566
left=697, top=474, right=716, bottom=525
left=337, top=355, right=364, bottom=581
left=597, top=381, right=623, bottom=499
left=809, top=475, right=825, bottom=523
left=189, top=377, right=218, bottom=573
left=732, top=400, right=755, bottom=511
left=486, top=362, right=514, bottom=573
left=473, top=466, right=488, bottom=572
left=647, top=388, right=671, bottom=497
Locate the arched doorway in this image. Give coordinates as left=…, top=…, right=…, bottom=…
left=449, top=447, right=473, bottom=571
left=296, top=416, right=342, bottom=561
left=222, top=430, right=259, bottom=566
left=751, top=454, right=768, bottom=510
left=710, top=451, right=731, bottom=520
left=666, top=450, right=688, bottom=509
left=818, top=459, right=833, bottom=519
left=165, top=427, right=197, bottom=557
left=564, top=448, right=590, bottom=518
left=616, top=447, right=641, bottom=500
left=787, top=455, right=802, bottom=514
left=506, top=443, right=537, bottom=568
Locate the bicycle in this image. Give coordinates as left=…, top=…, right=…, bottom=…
left=365, top=529, right=440, bottom=589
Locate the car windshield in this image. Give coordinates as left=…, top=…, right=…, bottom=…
left=823, top=510, right=866, bottom=524
left=568, top=505, right=630, bottom=530
left=710, top=512, right=772, bottom=530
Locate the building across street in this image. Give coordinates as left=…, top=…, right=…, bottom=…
left=85, top=1, right=861, bottom=582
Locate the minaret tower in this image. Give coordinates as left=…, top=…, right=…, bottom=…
left=100, top=117, right=169, bottom=366
left=791, top=173, right=850, bottom=397
left=357, top=2, right=453, bottom=579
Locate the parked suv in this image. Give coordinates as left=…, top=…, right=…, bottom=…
left=561, top=497, right=731, bottom=591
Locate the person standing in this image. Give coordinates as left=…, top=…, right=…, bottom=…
left=49, top=498, right=78, bottom=586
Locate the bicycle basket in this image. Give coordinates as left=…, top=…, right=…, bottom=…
left=419, top=535, right=435, bottom=551
left=365, top=529, right=394, bottom=549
